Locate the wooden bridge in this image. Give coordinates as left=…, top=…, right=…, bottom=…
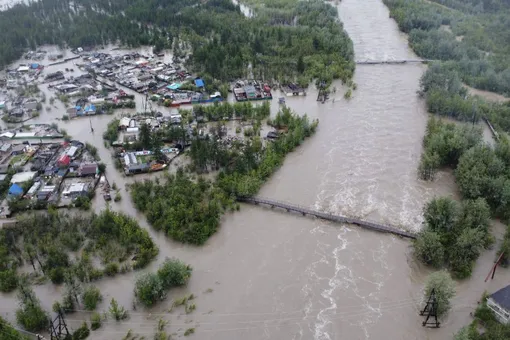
left=238, top=196, right=417, bottom=239
left=355, top=59, right=435, bottom=65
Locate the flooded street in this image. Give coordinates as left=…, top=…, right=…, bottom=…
left=1, top=0, right=510, bottom=339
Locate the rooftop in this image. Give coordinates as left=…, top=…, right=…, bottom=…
left=490, top=284, right=510, bottom=311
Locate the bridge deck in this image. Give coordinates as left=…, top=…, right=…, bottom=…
left=355, top=59, right=434, bottom=65
left=238, top=197, right=417, bottom=239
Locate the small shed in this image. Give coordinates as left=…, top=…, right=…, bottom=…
left=79, top=163, right=98, bottom=176
left=8, top=183, right=23, bottom=197
left=58, top=154, right=71, bottom=167
left=194, top=78, right=205, bottom=88
left=10, top=171, right=36, bottom=184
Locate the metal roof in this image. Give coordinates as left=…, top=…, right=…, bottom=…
left=490, top=285, right=510, bottom=311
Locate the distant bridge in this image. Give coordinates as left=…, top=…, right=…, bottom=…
left=237, top=197, right=417, bottom=239
left=355, top=59, right=435, bottom=65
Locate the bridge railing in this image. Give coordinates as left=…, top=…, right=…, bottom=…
left=238, top=196, right=415, bottom=237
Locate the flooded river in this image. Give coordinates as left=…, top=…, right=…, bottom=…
left=2, top=0, right=510, bottom=339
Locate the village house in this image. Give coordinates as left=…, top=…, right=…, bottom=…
left=487, top=284, right=510, bottom=324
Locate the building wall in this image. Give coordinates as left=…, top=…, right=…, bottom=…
left=487, top=298, right=510, bottom=324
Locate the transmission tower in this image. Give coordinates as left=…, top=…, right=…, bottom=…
left=420, top=288, right=440, bottom=328
left=49, top=310, right=70, bottom=340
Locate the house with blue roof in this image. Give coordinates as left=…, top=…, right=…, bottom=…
left=8, top=183, right=24, bottom=198
left=194, top=78, right=205, bottom=88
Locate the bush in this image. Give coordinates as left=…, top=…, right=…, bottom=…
left=74, top=196, right=91, bottom=210
left=16, top=302, right=49, bottom=332
left=184, top=328, right=195, bottom=336
left=62, top=114, right=70, bottom=121
left=424, top=271, right=455, bottom=318
left=82, top=286, right=102, bottom=311
left=49, top=267, right=66, bottom=284
left=72, top=321, right=90, bottom=340
left=157, top=258, right=192, bottom=288
left=134, top=273, right=166, bottom=307
left=344, top=89, right=352, bottom=99
left=90, top=312, right=101, bottom=330
left=103, top=263, right=119, bottom=277
left=114, top=192, right=121, bottom=202
left=109, top=298, right=128, bottom=321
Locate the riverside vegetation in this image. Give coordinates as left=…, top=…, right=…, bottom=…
left=383, top=0, right=510, bottom=278
left=0, top=0, right=354, bottom=87
left=0, top=209, right=158, bottom=292
left=131, top=106, right=319, bottom=245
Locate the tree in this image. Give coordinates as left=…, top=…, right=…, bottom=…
left=157, top=258, right=192, bottom=288
left=134, top=273, right=165, bottom=307
left=413, top=231, right=445, bottom=267
left=449, top=228, right=485, bottom=278
left=423, top=197, right=458, bottom=234
left=424, top=271, right=456, bottom=318
left=15, top=285, right=49, bottom=332
left=0, top=317, right=30, bottom=340
left=65, top=274, right=83, bottom=308
left=138, top=123, right=152, bottom=150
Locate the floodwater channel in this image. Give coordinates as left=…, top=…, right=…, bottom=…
left=1, top=0, right=510, bottom=339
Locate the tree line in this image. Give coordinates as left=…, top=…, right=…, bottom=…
left=0, top=0, right=354, bottom=86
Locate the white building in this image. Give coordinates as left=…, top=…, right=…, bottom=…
left=487, top=285, right=510, bottom=324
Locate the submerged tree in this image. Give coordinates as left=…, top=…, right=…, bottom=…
left=424, top=270, right=456, bottom=318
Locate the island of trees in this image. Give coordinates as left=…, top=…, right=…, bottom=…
left=130, top=104, right=319, bottom=245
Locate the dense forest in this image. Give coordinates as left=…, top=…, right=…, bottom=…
left=131, top=106, right=318, bottom=244
left=415, top=117, right=510, bottom=278
left=384, top=0, right=510, bottom=96
left=0, top=0, right=354, bottom=85
left=0, top=209, right=158, bottom=293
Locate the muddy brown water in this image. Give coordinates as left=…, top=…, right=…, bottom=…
left=2, top=0, right=510, bottom=339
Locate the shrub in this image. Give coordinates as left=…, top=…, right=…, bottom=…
left=16, top=302, right=49, bottom=332
left=134, top=273, right=166, bottom=307
left=82, top=286, right=102, bottom=311
left=157, top=258, right=192, bottom=288
left=109, top=298, right=128, bottom=321
left=90, top=312, right=101, bottom=330
left=103, top=263, right=119, bottom=277
left=72, top=321, right=90, bottom=340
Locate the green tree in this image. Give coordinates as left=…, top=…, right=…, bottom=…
left=134, top=273, right=166, bottom=307
left=423, top=197, right=459, bottom=234
left=138, top=123, right=152, bottom=150
left=157, top=258, right=192, bottom=288
left=0, top=317, right=30, bottom=339
left=413, top=230, right=445, bottom=267
left=424, top=270, right=456, bottom=318
left=15, top=285, right=49, bottom=332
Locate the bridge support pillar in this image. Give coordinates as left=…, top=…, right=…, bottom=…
left=270, top=205, right=274, bottom=209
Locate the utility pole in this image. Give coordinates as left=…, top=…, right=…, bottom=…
left=420, top=288, right=440, bottom=328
